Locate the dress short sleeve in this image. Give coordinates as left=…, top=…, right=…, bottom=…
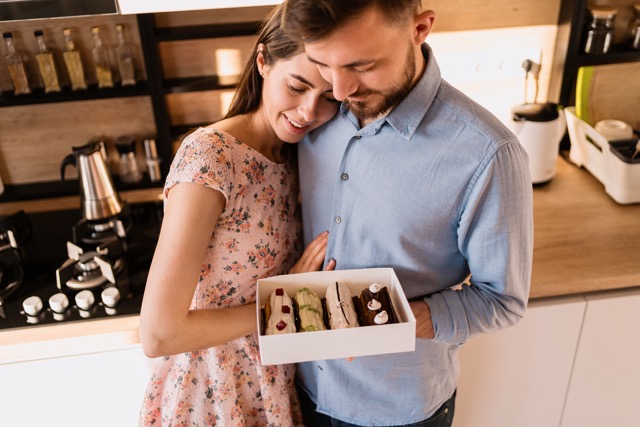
left=164, top=128, right=235, bottom=204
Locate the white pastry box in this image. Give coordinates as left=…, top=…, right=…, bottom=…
left=256, top=268, right=416, bottom=365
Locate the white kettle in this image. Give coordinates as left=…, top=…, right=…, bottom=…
left=509, top=102, right=566, bottom=184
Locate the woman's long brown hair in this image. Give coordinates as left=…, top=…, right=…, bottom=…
left=223, top=5, right=304, bottom=119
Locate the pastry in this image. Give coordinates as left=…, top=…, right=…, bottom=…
left=295, top=287, right=327, bottom=332
left=355, top=282, right=398, bottom=326
left=325, top=281, right=359, bottom=329
left=265, top=288, right=297, bottom=335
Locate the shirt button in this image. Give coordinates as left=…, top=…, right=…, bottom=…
left=335, top=216, right=342, bottom=224
left=354, top=134, right=362, bottom=140
left=341, top=173, right=349, bottom=181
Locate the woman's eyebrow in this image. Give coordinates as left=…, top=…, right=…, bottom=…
left=289, top=73, right=314, bottom=87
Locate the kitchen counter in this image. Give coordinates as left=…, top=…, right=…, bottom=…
left=530, top=155, right=640, bottom=299
left=2, top=158, right=639, bottom=363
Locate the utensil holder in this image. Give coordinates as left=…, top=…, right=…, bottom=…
left=565, top=107, right=640, bottom=204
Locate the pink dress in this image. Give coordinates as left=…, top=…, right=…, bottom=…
left=139, top=128, right=303, bottom=426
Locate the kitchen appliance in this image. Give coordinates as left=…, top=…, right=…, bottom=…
left=509, top=102, right=567, bottom=184
left=61, top=140, right=124, bottom=221
left=0, top=211, right=31, bottom=312
left=565, top=107, right=640, bottom=204
left=0, top=201, right=162, bottom=331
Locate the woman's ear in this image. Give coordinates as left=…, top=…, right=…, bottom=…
left=256, top=43, right=267, bottom=77
left=414, top=10, right=436, bottom=44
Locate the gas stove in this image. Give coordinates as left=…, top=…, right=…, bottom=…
left=0, top=201, right=162, bottom=331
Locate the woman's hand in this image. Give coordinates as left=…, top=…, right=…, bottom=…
left=289, top=231, right=336, bottom=274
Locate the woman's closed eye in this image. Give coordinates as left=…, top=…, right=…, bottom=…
left=287, top=84, right=306, bottom=94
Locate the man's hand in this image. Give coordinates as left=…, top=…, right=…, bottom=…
left=409, top=300, right=435, bottom=339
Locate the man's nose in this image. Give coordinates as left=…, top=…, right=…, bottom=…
left=330, top=70, right=358, bottom=101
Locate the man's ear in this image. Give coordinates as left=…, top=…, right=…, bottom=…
left=413, top=10, right=436, bottom=44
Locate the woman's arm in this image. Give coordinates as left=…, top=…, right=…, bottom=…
left=139, top=182, right=256, bottom=357
left=139, top=182, right=332, bottom=358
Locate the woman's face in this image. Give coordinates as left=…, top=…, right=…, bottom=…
left=258, top=52, right=339, bottom=144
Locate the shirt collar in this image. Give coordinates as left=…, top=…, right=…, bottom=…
left=339, top=43, right=441, bottom=140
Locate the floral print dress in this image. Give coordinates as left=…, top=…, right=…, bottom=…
left=139, top=127, right=303, bottom=427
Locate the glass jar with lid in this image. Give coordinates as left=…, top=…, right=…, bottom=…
left=584, top=7, right=617, bottom=54
left=115, top=135, right=143, bottom=183
left=627, top=2, right=640, bottom=50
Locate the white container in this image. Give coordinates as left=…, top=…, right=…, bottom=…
left=565, top=107, right=640, bottom=204
left=256, top=268, right=416, bottom=365
left=509, top=103, right=567, bottom=184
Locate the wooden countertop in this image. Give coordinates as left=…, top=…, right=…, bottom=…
left=2, top=158, right=639, bottom=362
left=530, top=155, right=640, bottom=299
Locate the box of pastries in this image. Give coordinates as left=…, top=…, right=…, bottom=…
left=256, top=268, right=416, bottom=365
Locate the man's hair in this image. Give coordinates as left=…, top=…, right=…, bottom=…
left=282, top=0, right=421, bottom=42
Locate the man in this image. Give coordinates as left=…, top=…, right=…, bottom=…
left=282, top=1, right=534, bottom=426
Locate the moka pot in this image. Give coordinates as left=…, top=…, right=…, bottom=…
left=60, top=141, right=123, bottom=221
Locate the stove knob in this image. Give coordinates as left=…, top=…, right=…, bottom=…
left=23, top=296, right=43, bottom=316
left=101, top=287, right=121, bottom=308
left=75, top=290, right=95, bottom=311
left=49, top=293, right=70, bottom=313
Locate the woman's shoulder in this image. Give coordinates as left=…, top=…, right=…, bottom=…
left=179, top=126, right=240, bottom=153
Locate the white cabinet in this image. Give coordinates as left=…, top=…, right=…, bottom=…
left=0, top=345, right=154, bottom=427
left=560, top=289, right=640, bottom=427
left=453, top=296, right=587, bottom=427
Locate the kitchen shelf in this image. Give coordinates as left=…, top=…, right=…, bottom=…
left=0, top=10, right=267, bottom=204
left=163, top=76, right=236, bottom=93
left=575, top=48, right=640, bottom=67
left=0, top=178, right=162, bottom=203
left=0, top=82, right=150, bottom=107
left=153, top=21, right=261, bottom=41
left=556, top=0, right=640, bottom=107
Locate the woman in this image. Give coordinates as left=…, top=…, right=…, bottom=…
left=138, top=5, right=339, bottom=426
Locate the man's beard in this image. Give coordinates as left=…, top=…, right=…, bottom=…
left=346, top=44, right=416, bottom=122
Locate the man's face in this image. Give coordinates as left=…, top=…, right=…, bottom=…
left=304, top=6, right=423, bottom=123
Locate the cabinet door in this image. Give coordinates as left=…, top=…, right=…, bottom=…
left=561, top=289, right=640, bottom=427
left=453, top=297, right=586, bottom=427
left=0, top=346, right=154, bottom=426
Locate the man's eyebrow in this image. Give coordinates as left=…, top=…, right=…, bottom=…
left=290, top=73, right=314, bottom=87
left=306, top=54, right=375, bottom=69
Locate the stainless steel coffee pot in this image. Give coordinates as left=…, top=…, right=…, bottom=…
left=61, top=141, right=123, bottom=221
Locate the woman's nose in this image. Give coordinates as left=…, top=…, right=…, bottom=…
left=299, top=97, right=318, bottom=122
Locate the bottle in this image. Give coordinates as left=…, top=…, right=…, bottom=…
left=143, top=138, right=162, bottom=182
left=115, top=135, right=143, bottom=183
left=2, top=32, right=31, bottom=95
left=114, top=24, right=136, bottom=86
left=62, top=28, right=87, bottom=91
left=584, top=7, right=617, bottom=54
left=90, top=26, right=113, bottom=88
left=33, top=30, right=61, bottom=93
left=627, top=2, right=640, bottom=50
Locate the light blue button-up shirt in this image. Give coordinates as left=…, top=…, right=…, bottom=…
left=297, top=44, right=533, bottom=425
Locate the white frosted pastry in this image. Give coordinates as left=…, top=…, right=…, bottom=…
left=295, top=287, right=326, bottom=332
left=265, top=288, right=297, bottom=335
left=325, top=282, right=359, bottom=329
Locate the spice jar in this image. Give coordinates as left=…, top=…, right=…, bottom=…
left=628, top=2, right=640, bottom=50
left=584, top=7, right=617, bottom=54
